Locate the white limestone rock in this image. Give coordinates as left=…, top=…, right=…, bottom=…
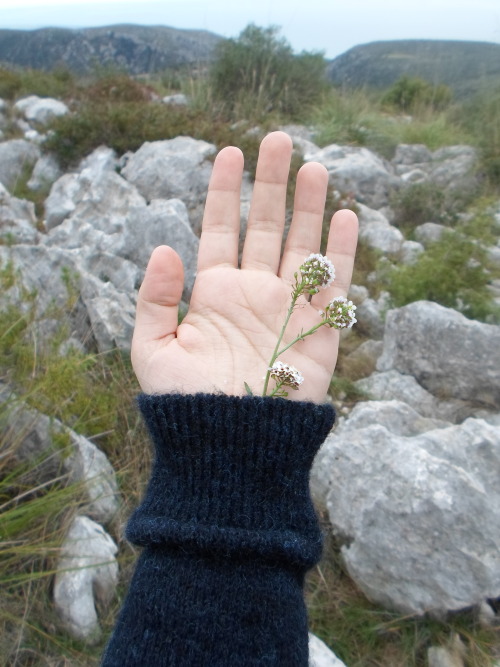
left=377, top=301, right=500, bottom=409
left=15, top=95, right=69, bottom=125
left=44, top=166, right=199, bottom=300
left=54, top=515, right=118, bottom=642
left=355, top=370, right=475, bottom=424
left=0, top=138, right=40, bottom=191
left=311, top=418, right=500, bottom=615
left=0, top=244, right=136, bottom=353
left=27, top=153, right=62, bottom=191
left=0, top=182, right=38, bottom=243
left=0, top=387, right=119, bottom=523
left=308, top=634, right=346, bottom=667
left=356, top=202, right=404, bottom=254
left=121, top=136, right=216, bottom=207
left=305, top=144, right=399, bottom=209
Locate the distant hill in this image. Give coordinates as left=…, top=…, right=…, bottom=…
left=0, top=25, right=222, bottom=74
left=1, top=29, right=499, bottom=100
left=327, top=40, right=500, bottom=98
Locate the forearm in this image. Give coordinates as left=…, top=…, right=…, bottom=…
left=102, top=393, right=335, bottom=666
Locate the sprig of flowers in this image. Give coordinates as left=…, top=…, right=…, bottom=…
left=246, top=254, right=356, bottom=398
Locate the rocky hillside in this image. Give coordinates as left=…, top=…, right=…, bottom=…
left=0, top=25, right=222, bottom=74
left=1, top=94, right=500, bottom=665
left=327, top=39, right=500, bottom=98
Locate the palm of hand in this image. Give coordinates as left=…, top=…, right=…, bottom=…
left=134, top=266, right=338, bottom=401
left=131, top=132, right=357, bottom=404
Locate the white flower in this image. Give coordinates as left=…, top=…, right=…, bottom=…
left=298, top=254, right=335, bottom=294
left=268, top=361, right=304, bottom=390
left=324, top=296, right=357, bottom=329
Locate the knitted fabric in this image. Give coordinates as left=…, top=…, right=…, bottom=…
left=101, top=393, right=335, bottom=666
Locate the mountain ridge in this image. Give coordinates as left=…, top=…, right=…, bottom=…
left=0, top=24, right=223, bottom=74
left=327, top=39, right=500, bottom=97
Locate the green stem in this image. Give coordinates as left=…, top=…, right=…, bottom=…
left=262, top=286, right=302, bottom=396
left=268, top=380, right=286, bottom=398
left=276, top=320, right=327, bottom=357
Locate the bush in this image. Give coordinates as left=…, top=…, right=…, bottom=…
left=0, top=68, right=22, bottom=99
left=458, top=89, right=500, bottom=187
left=210, top=24, right=328, bottom=120
left=390, top=182, right=465, bottom=229
left=384, top=231, right=498, bottom=322
left=83, top=74, right=155, bottom=103
left=45, top=95, right=263, bottom=170
left=381, top=76, right=452, bottom=113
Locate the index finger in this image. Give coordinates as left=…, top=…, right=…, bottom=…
left=197, top=146, right=244, bottom=272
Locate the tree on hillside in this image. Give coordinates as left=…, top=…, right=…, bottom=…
left=210, top=24, right=328, bottom=119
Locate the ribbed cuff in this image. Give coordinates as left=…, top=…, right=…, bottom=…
left=126, top=393, right=335, bottom=567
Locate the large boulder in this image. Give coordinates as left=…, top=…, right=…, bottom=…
left=121, top=136, right=216, bottom=207
left=0, top=385, right=119, bottom=523
left=392, top=144, right=479, bottom=193
left=355, top=370, right=471, bottom=423
left=0, top=244, right=136, bottom=353
left=53, top=515, right=118, bottom=642
left=305, top=144, right=399, bottom=209
left=311, top=417, right=500, bottom=616
left=356, top=203, right=404, bottom=254
left=44, top=163, right=199, bottom=299
left=14, top=95, right=69, bottom=125
left=0, top=139, right=40, bottom=191
left=377, top=301, right=500, bottom=409
left=336, top=399, right=450, bottom=437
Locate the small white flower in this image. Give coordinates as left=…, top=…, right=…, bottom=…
left=324, top=296, right=357, bottom=329
left=269, top=361, right=304, bottom=390
left=298, top=254, right=335, bottom=294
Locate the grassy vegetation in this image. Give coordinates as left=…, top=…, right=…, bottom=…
left=0, top=263, right=150, bottom=664
left=2, top=24, right=500, bottom=665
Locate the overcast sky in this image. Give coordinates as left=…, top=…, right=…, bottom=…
left=1, top=0, right=500, bottom=59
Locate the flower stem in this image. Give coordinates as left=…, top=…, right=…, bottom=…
left=276, top=320, right=327, bottom=357
left=262, top=287, right=301, bottom=396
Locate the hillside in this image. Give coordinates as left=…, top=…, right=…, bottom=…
left=0, top=24, right=222, bottom=74
left=327, top=39, right=500, bottom=98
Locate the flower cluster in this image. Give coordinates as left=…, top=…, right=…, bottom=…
left=250, top=254, right=357, bottom=398
left=268, top=361, right=304, bottom=390
left=323, top=296, right=357, bottom=329
left=297, top=253, right=335, bottom=295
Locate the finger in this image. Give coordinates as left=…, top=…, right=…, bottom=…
left=133, top=245, right=184, bottom=344
left=241, top=131, right=293, bottom=273
left=279, top=162, right=328, bottom=283
left=198, top=146, right=244, bottom=272
left=312, top=209, right=359, bottom=308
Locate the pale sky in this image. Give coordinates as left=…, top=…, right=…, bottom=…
left=1, top=0, right=500, bottom=59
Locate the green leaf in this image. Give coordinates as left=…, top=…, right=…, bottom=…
left=244, top=382, right=253, bottom=396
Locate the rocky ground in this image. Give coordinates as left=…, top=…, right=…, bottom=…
left=1, top=95, right=500, bottom=666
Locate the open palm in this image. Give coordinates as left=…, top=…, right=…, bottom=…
left=131, top=132, right=358, bottom=403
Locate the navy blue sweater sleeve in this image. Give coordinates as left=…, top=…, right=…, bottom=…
left=101, top=393, right=335, bottom=666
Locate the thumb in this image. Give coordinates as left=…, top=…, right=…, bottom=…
left=133, top=245, right=184, bottom=345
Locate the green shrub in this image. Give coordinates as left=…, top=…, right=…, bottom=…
left=390, top=182, right=465, bottom=229
left=0, top=68, right=22, bottom=100
left=382, top=75, right=452, bottom=113
left=210, top=24, right=328, bottom=120
left=82, top=74, right=155, bottom=103
left=458, top=89, right=500, bottom=186
left=45, top=97, right=263, bottom=170
left=384, top=231, right=498, bottom=321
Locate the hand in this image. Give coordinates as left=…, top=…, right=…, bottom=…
left=131, top=131, right=358, bottom=403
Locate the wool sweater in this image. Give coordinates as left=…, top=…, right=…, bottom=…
left=101, top=392, right=335, bottom=666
